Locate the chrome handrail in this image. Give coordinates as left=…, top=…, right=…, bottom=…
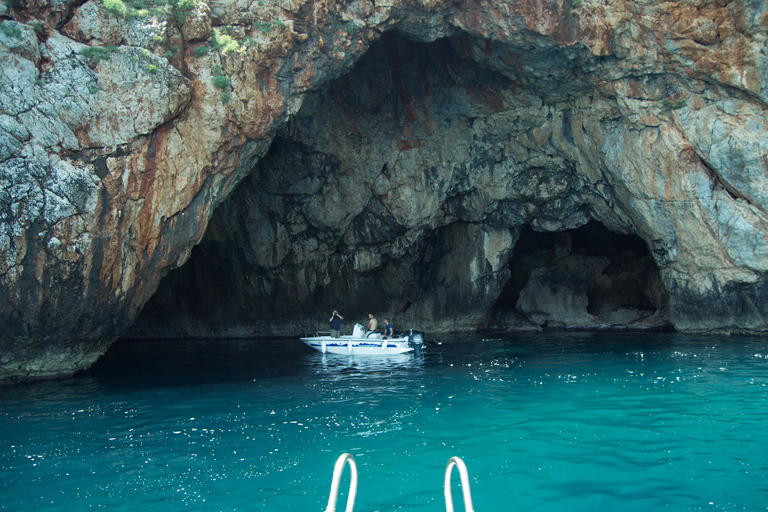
left=323, top=453, right=475, bottom=512
left=444, top=456, right=475, bottom=512
left=324, top=453, right=358, bottom=512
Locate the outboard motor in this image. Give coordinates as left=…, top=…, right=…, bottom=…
left=408, top=331, right=425, bottom=354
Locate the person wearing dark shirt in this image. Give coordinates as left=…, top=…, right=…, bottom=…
left=329, top=310, right=343, bottom=338
left=383, top=318, right=394, bottom=339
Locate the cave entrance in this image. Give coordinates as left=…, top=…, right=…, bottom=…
left=491, top=221, right=670, bottom=331
left=128, top=30, right=674, bottom=339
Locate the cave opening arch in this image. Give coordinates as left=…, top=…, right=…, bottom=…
left=128, top=29, right=674, bottom=339
left=490, top=221, right=670, bottom=332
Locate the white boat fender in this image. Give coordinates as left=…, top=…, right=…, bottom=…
left=325, top=453, right=358, bottom=512
left=321, top=340, right=327, bottom=354
left=348, top=338, right=352, bottom=354
left=381, top=339, right=388, bottom=350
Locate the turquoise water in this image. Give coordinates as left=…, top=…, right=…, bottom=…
left=1, top=332, right=767, bottom=511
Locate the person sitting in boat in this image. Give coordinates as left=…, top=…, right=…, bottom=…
left=382, top=318, right=394, bottom=339
left=329, top=309, right=343, bottom=338
left=365, top=313, right=378, bottom=337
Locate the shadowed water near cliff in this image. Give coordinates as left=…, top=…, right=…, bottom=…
left=1, top=332, right=766, bottom=511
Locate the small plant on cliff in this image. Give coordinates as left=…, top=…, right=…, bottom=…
left=342, top=20, right=361, bottom=34
left=212, top=28, right=241, bottom=54
left=212, top=65, right=233, bottom=104
left=193, top=44, right=209, bottom=57
left=101, top=0, right=129, bottom=17
left=79, top=45, right=118, bottom=65
left=151, top=34, right=165, bottom=47
left=664, top=99, right=686, bottom=110
left=164, top=44, right=180, bottom=60
left=212, top=65, right=230, bottom=90
left=572, top=0, right=582, bottom=7
left=97, top=0, right=201, bottom=25
left=253, top=20, right=273, bottom=34
left=147, top=63, right=158, bottom=74
left=0, top=21, right=23, bottom=39
left=174, top=0, right=198, bottom=25
left=538, top=162, right=562, bottom=183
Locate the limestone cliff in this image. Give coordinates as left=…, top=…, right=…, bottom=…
left=1, top=0, right=767, bottom=381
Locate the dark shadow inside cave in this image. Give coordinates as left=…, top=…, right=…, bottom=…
left=490, top=221, right=670, bottom=331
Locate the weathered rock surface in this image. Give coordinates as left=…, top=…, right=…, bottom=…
left=2, top=0, right=768, bottom=380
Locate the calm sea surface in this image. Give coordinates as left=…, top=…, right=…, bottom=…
left=1, top=332, right=767, bottom=511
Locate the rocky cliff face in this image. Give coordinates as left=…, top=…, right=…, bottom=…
left=2, top=0, right=767, bottom=381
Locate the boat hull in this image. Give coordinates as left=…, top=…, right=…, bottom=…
left=300, top=336, right=414, bottom=355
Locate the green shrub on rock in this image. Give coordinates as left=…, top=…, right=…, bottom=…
left=102, top=0, right=129, bottom=17
left=212, top=65, right=230, bottom=90
left=98, top=0, right=202, bottom=26
left=212, top=28, right=241, bottom=54
left=0, top=20, right=23, bottom=39
left=79, top=45, right=118, bottom=64
left=212, top=65, right=232, bottom=104
left=174, top=0, right=199, bottom=26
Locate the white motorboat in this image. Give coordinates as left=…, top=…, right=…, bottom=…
left=300, top=324, right=425, bottom=355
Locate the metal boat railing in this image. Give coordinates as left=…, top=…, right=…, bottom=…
left=444, top=456, right=475, bottom=512
left=323, top=453, right=475, bottom=512
left=324, top=453, right=358, bottom=512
